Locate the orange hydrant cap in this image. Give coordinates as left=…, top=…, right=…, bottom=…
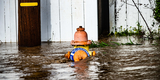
left=71, top=26, right=91, bottom=45
left=74, top=26, right=88, bottom=42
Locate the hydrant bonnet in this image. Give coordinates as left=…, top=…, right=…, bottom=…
left=71, top=26, right=91, bottom=45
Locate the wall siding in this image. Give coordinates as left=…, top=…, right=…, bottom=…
left=50, top=0, right=98, bottom=41
left=72, top=0, right=84, bottom=38
left=126, top=0, right=139, bottom=31
left=5, top=0, right=11, bottom=42
left=60, top=0, right=72, bottom=41
left=50, top=0, right=60, bottom=41
left=109, top=0, right=116, bottom=33
left=41, top=0, right=51, bottom=42
left=85, top=0, right=98, bottom=40
left=10, top=0, right=17, bottom=42
left=116, top=0, right=127, bottom=32
left=0, top=0, right=17, bottom=42
left=109, top=0, right=159, bottom=33
left=0, top=0, right=5, bottom=42
left=0, top=0, right=98, bottom=42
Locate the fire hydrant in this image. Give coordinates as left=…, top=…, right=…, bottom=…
left=65, top=26, right=96, bottom=62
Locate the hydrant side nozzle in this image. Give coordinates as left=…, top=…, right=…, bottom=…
left=65, top=51, right=70, bottom=59
left=92, top=51, right=96, bottom=56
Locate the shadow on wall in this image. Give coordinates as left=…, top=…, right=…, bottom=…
left=41, top=0, right=51, bottom=42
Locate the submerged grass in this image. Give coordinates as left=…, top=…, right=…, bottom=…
left=110, top=41, right=121, bottom=46
left=121, top=38, right=134, bottom=45
left=90, top=38, right=142, bottom=48
left=152, top=42, right=159, bottom=46
left=89, top=41, right=111, bottom=48
left=121, top=38, right=142, bottom=45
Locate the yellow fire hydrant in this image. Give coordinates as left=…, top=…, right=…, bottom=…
left=65, top=26, right=96, bottom=62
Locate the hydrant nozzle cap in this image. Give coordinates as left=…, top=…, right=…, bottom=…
left=77, top=26, right=84, bottom=31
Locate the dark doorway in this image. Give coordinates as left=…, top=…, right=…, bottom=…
left=98, top=0, right=110, bottom=39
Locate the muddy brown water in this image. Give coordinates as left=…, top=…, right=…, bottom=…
left=0, top=36, right=160, bottom=80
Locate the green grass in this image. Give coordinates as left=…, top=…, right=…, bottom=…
left=89, top=38, right=143, bottom=48
left=121, top=38, right=142, bottom=45
left=89, top=41, right=110, bottom=48
left=110, top=41, right=121, bottom=46
left=121, top=38, right=134, bottom=45
left=152, top=42, right=159, bottom=46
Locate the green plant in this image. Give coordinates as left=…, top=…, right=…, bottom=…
left=110, top=31, right=114, bottom=35
left=111, top=41, right=121, bottom=46
left=135, top=22, right=145, bottom=35
left=132, top=0, right=153, bottom=38
left=121, top=38, right=134, bottom=45
left=152, top=42, right=159, bottom=46
left=121, top=38, right=142, bottom=45
left=90, top=38, right=143, bottom=48
left=120, top=26, right=123, bottom=32
left=116, top=27, right=129, bottom=36
left=111, top=23, right=146, bottom=36
left=137, top=22, right=142, bottom=31
left=89, top=41, right=110, bottom=48
left=152, top=22, right=155, bottom=27
left=154, top=0, right=160, bottom=22
left=102, top=52, right=106, bottom=54
left=89, top=40, right=99, bottom=48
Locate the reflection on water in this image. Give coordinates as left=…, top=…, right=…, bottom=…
left=0, top=36, right=160, bottom=80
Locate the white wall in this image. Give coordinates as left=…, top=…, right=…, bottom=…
left=1, top=0, right=159, bottom=42
left=0, top=0, right=98, bottom=42
left=0, top=0, right=17, bottom=42
left=109, top=0, right=116, bottom=33
left=51, top=0, right=98, bottom=41
left=41, top=0, right=51, bottom=42
left=109, top=0, right=159, bottom=33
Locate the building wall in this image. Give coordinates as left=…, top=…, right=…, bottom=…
left=2, top=0, right=158, bottom=42
left=0, top=0, right=52, bottom=42
left=0, top=0, right=98, bottom=42
left=109, top=0, right=160, bottom=33
left=50, top=0, right=98, bottom=41
left=0, top=0, right=17, bottom=42
left=109, top=0, right=116, bottom=33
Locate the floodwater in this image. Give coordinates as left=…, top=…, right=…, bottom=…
left=0, top=36, right=160, bottom=80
